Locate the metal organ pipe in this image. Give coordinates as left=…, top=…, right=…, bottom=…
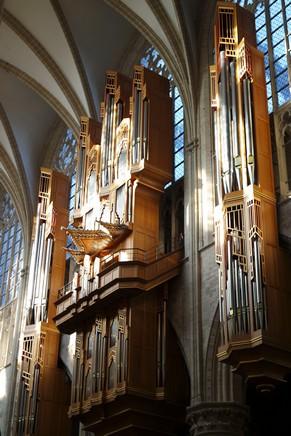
left=142, top=99, right=148, bottom=160
left=252, top=237, right=264, bottom=329
left=104, top=93, right=110, bottom=186
left=243, top=78, right=255, bottom=185
left=41, top=236, right=53, bottom=321
left=127, top=182, right=132, bottom=223
left=116, top=100, right=123, bottom=127
left=132, top=87, right=141, bottom=163
left=26, top=202, right=41, bottom=319
left=214, top=110, right=222, bottom=202
left=234, top=258, right=241, bottom=332
left=219, top=51, right=233, bottom=194
left=29, top=365, right=40, bottom=433
left=76, top=146, right=86, bottom=208
left=101, top=93, right=114, bottom=187
left=34, top=221, right=46, bottom=322
left=239, top=266, right=249, bottom=332
left=108, top=95, right=115, bottom=184
left=226, top=238, right=236, bottom=334
left=230, top=61, right=241, bottom=190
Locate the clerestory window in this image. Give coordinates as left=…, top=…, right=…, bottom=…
left=0, top=188, right=24, bottom=308
left=140, top=47, right=185, bottom=182
left=232, top=0, right=291, bottom=113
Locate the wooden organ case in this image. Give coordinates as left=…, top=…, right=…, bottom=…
left=54, top=68, right=187, bottom=434
left=211, top=2, right=291, bottom=386
left=16, top=169, right=71, bottom=435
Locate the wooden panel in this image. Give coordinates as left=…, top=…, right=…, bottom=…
left=128, top=292, right=157, bottom=393
left=236, top=5, right=256, bottom=47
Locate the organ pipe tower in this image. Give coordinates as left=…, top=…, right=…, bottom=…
left=16, top=169, right=71, bottom=435
left=211, top=2, right=291, bottom=386
left=54, top=67, right=188, bottom=434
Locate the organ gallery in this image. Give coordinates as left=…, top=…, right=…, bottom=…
left=1, top=1, right=291, bottom=435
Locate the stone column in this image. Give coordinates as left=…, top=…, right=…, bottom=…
left=187, top=402, right=249, bottom=436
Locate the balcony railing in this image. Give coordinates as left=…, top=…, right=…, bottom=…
left=55, top=239, right=184, bottom=331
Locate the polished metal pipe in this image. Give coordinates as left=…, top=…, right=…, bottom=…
left=214, top=110, right=222, bottom=202
left=243, top=78, right=255, bottom=185
left=142, top=99, right=148, bottom=160
left=230, top=61, right=241, bottom=190
left=220, top=51, right=233, bottom=194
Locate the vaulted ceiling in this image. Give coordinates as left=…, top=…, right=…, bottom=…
left=0, top=0, right=208, bottom=234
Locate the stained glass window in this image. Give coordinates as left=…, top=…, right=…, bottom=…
left=52, top=128, right=77, bottom=257
left=231, top=0, right=291, bottom=112
left=140, top=47, right=185, bottom=182
left=52, top=128, right=77, bottom=219
left=0, top=188, right=23, bottom=307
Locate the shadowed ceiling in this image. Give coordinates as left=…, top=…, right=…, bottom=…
left=0, top=0, right=205, bottom=220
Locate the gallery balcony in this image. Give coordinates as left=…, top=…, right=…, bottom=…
left=54, top=241, right=184, bottom=334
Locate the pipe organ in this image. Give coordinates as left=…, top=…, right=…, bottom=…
left=211, top=2, right=291, bottom=385
left=17, top=169, right=71, bottom=435
left=55, top=67, right=187, bottom=434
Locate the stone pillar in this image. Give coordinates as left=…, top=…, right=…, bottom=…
left=187, top=402, right=249, bottom=436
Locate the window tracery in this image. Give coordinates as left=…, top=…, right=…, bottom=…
left=232, top=0, right=291, bottom=112
left=52, top=128, right=77, bottom=177
left=0, top=188, right=23, bottom=308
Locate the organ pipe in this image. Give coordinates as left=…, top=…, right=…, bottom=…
left=41, top=236, right=53, bottom=321
left=214, top=110, right=222, bottom=203
left=230, top=60, right=242, bottom=190
left=132, top=86, right=141, bottom=163
left=142, top=99, right=148, bottom=160
left=220, top=51, right=233, bottom=194
left=210, top=3, right=291, bottom=386
left=243, top=78, right=255, bottom=185
left=26, top=203, right=41, bottom=321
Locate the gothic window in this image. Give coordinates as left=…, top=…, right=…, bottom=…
left=232, top=0, right=291, bottom=112
left=140, top=47, right=185, bottom=182
left=53, top=128, right=77, bottom=177
left=52, top=128, right=78, bottom=258
left=0, top=189, right=23, bottom=308
left=52, top=128, right=77, bottom=216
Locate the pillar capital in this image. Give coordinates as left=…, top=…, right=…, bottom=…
left=187, top=402, right=249, bottom=436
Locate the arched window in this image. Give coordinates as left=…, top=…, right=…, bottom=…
left=232, top=0, right=291, bottom=113
left=52, top=128, right=78, bottom=267
left=140, top=47, right=185, bottom=182
left=52, top=128, right=77, bottom=218
left=0, top=188, right=23, bottom=307
left=53, top=128, right=77, bottom=177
